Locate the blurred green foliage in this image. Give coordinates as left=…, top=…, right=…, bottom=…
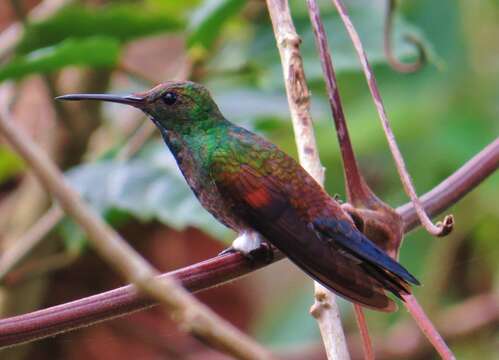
left=16, top=4, right=184, bottom=53
left=0, top=146, right=25, bottom=182
left=188, top=0, right=246, bottom=51
left=0, top=0, right=497, bottom=358
left=65, top=142, right=227, bottom=240
left=0, top=37, right=120, bottom=80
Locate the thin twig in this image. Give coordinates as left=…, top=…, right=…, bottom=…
left=0, top=113, right=157, bottom=283
left=353, top=304, right=374, bottom=360
left=2, top=250, right=79, bottom=286
left=331, top=0, right=453, bottom=237
left=265, top=1, right=351, bottom=359
left=0, top=206, right=62, bottom=281
left=0, top=33, right=189, bottom=278
left=0, top=84, right=275, bottom=360
left=398, top=137, right=499, bottom=232
left=1, top=0, right=93, bottom=277
left=401, top=294, right=456, bottom=360
left=383, top=0, right=425, bottom=73
left=305, top=0, right=374, bottom=357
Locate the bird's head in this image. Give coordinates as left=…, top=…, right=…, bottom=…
left=56, top=81, right=224, bottom=134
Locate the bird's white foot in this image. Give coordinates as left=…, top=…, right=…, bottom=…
left=232, top=231, right=263, bottom=255
left=218, top=231, right=274, bottom=263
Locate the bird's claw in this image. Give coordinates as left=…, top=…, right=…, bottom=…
left=218, top=243, right=274, bottom=265
left=218, top=246, right=236, bottom=257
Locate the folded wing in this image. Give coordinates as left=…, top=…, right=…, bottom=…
left=213, top=163, right=417, bottom=312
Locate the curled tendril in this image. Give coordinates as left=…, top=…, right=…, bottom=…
left=384, top=0, right=426, bottom=73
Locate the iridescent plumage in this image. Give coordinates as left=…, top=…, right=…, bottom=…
left=57, top=81, right=419, bottom=312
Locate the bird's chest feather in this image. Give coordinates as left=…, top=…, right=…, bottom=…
left=162, top=130, right=244, bottom=230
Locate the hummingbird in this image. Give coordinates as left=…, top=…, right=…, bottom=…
left=57, top=81, right=419, bottom=312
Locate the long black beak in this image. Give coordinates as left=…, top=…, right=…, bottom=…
left=55, top=93, right=145, bottom=107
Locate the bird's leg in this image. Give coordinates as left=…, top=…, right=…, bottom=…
left=232, top=230, right=262, bottom=254
left=219, top=231, right=273, bottom=263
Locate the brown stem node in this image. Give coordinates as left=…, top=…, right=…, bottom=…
left=436, top=214, right=454, bottom=237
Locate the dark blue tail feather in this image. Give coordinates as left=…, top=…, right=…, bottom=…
left=313, top=218, right=420, bottom=286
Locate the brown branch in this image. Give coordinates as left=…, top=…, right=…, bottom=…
left=264, top=0, right=324, bottom=181
left=0, top=206, right=62, bottom=281
left=383, top=0, right=425, bottom=73
left=0, top=85, right=275, bottom=360
left=305, top=0, right=375, bottom=357
left=305, top=0, right=372, bottom=207
left=0, top=141, right=495, bottom=348
left=398, top=137, right=499, bottom=232
left=265, top=1, right=351, bottom=358
left=0, top=249, right=284, bottom=348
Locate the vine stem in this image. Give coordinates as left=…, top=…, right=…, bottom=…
left=383, top=0, right=425, bottom=73
left=0, top=84, right=275, bottom=360
left=353, top=304, right=374, bottom=360
left=401, top=294, right=456, bottom=360
left=265, top=0, right=350, bottom=359
left=399, top=137, right=499, bottom=232
left=331, top=0, right=453, bottom=237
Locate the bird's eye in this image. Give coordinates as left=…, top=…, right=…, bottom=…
left=162, top=92, right=177, bottom=105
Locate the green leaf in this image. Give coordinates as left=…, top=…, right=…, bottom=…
left=16, top=5, right=184, bottom=54
left=0, top=37, right=120, bottom=81
left=187, top=0, right=245, bottom=50
left=0, top=146, right=25, bottom=182
left=64, top=142, right=229, bottom=241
